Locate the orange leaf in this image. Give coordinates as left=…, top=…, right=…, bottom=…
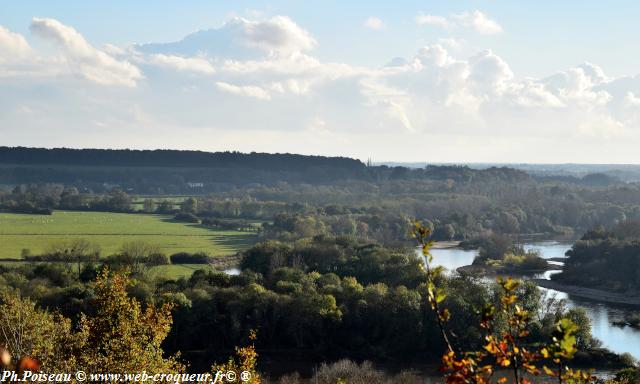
left=18, top=356, right=40, bottom=372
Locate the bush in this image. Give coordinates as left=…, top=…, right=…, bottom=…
left=146, top=253, right=170, bottom=266
left=502, top=250, right=547, bottom=270
left=170, top=252, right=211, bottom=264
left=313, top=360, right=385, bottom=384
left=310, top=360, right=423, bottom=384
left=174, top=212, right=199, bottom=223
left=9, top=203, right=53, bottom=215
left=473, top=233, right=513, bottom=263
left=614, top=367, right=640, bottom=383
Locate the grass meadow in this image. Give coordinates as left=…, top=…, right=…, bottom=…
left=146, top=264, right=217, bottom=279
left=0, top=211, right=257, bottom=259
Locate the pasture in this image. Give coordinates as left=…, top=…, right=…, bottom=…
left=0, top=211, right=257, bottom=259
left=147, top=264, right=215, bottom=280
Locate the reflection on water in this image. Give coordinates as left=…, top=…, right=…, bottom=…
left=422, top=247, right=477, bottom=272
left=429, top=241, right=640, bottom=359
left=523, top=241, right=569, bottom=259
left=423, top=240, right=571, bottom=273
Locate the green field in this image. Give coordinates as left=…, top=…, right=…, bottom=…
left=147, top=264, right=215, bottom=280
left=0, top=211, right=257, bottom=259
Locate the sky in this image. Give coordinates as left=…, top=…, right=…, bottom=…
left=1, top=1, right=640, bottom=163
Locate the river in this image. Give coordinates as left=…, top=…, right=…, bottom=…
left=429, top=241, right=640, bottom=359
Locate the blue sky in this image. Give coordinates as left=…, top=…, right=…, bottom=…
left=3, top=0, right=638, bottom=77
left=1, top=1, right=640, bottom=162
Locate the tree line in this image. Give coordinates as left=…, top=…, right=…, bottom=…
left=554, top=221, right=640, bottom=292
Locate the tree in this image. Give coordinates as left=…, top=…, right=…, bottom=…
left=76, top=268, right=184, bottom=373
left=60, top=186, right=83, bottom=209
left=413, top=221, right=597, bottom=384
left=211, top=330, right=261, bottom=384
left=156, top=200, right=174, bottom=214
left=0, top=291, right=80, bottom=372
left=114, top=241, right=162, bottom=274
left=143, top=198, right=156, bottom=213
left=434, top=223, right=456, bottom=240
left=44, top=238, right=100, bottom=279
left=107, top=189, right=131, bottom=211
left=180, top=197, right=198, bottom=214
left=68, top=239, right=101, bottom=279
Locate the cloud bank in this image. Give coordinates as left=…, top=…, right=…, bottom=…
left=1, top=14, right=640, bottom=163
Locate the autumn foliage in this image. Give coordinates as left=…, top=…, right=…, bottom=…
left=413, top=221, right=600, bottom=384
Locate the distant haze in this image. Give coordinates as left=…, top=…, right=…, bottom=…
left=378, top=162, right=640, bottom=182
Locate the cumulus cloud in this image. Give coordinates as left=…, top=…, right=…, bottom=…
left=230, top=16, right=316, bottom=54
left=215, top=81, right=271, bottom=100
left=0, top=26, right=32, bottom=60
left=138, top=15, right=315, bottom=58
left=452, top=11, right=503, bottom=34
left=4, top=15, right=640, bottom=162
left=30, top=17, right=142, bottom=86
left=146, top=54, right=215, bottom=74
left=415, top=14, right=450, bottom=29
left=416, top=10, right=502, bottom=35
left=364, top=17, right=386, bottom=30
left=625, top=92, right=640, bottom=106
left=468, top=50, right=513, bottom=94
left=416, top=44, right=455, bottom=67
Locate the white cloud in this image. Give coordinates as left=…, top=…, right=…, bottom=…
left=230, top=16, right=316, bottom=54
left=543, top=65, right=612, bottom=106
left=0, top=25, right=32, bottom=60
left=30, top=18, right=142, bottom=86
left=5, top=15, right=640, bottom=162
left=364, top=17, right=386, bottom=30
left=415, top=14, right=450, bottom=29
left=625, top=92, right=640, bottom=106
left=438, top=38, right=464, bottom=50
left=146, top=53, right=215, bottom=74
left=138, top=15, right=316, bottom=59
left=452, top=11, right=503, bottom=34
left=468, top=50, right=513, bottom=94
left=416, top=10, right=502, bottom=35
left=416, top=44, right=454, bottom=67
left=215, top=81, right=271, bottom=100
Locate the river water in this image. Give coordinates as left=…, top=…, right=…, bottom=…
left=429, top=241, right=640, bottom=359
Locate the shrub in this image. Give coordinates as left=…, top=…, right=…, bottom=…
left=174, top=212, right=199, bottom=223
left=313, top=360, right=385, bottom=384
left=308, top=360, right=423, bottom=384
left=169, top=252, right=211, bottom=264
left=614, top=367, right=640, bottom=384
left=146, top=253, right=170, bottom=266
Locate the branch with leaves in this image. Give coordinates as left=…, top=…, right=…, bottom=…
left=412, top=221, right=599, bottom=384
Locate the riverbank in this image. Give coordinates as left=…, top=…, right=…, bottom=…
left=533, top=279, right=640, bottom=306
left=431, top=240, right=461, bottom=249
left=457, top=264, right=554, bottom=277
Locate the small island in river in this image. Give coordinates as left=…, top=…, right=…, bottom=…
left=455, top=233, right=553, bottom=276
